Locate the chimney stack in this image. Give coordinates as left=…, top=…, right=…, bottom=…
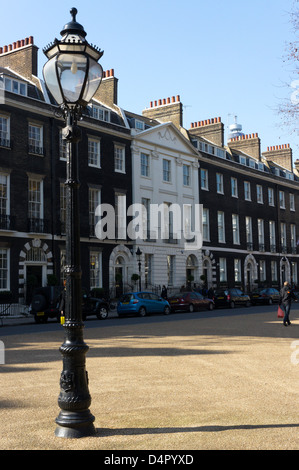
left=0, top=36, right=38, bottom=80
left=228, top=133, right=261, bottom=160
left=262, top=144, right=293, bottom=172
left=189, top=117, right=224, bottom=147
left=94, top=68, right=118, bottom=107
left=142, top=95, right=183, bottom=129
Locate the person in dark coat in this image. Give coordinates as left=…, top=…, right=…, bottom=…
left=279, top=281, right=296, bottom=326
left=161, top=285, right=168, bottom=299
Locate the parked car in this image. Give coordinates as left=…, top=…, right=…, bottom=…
left=213, top=288, right=251, bottom=308
left=31, top=287, right=109, bottom=323
left=31, top=286, right=62, bottom=323
left=168, top=291, right=214, bottom=312
left=81, top=293, right=109, bottom=320
left=117, top=292, right=171, bottom=317
left=250, top=288, right=280, bottom=305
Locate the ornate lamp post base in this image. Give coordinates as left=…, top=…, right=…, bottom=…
left=55, top=410, right=96, bottom=439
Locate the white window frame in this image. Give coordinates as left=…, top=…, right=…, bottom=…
left=183, top=164, right=190, bottom=186
left=219, top=258, right=227, bottom=282
left=279, top=191, right=285, bottom=209
left=269, top=220, right=276, bottom=250
left=0, top=115, right=10, bottom=147
left=163, top=159, right=171, bottom=182
left=28, top=123, right=43, bottom=155
left=216, top=173, right=224, bottom=194
left=231, top=177, right=238, bottom=197
left=114, top=144, right=126, bottom=173
left=0, top=74, right=27, bottom=96
left=232, top=214, right=240, bottom=244
left=0, top=248, right=10, bottom=291
left=90, top=251, right=103, bottom=289
left=202, top=208, right=210, bottom=241
left=234, top=258, right=241, bottom=283
left=271, top=261, right=277, bottom=282
left=28, top=178, right=43, bottom=220
left=0, top=173, right=10, bottom=216
left=256, top=185, right=263, bottom=204
left=217, top=211, right=225, bottom=243
left=268, top=187, right=275, bottom=206
left=89, top=188, right=101, bottom=236
left=200, top=169, right=209, bottom=190
left=246, top=216, right=253, bottom=244
left=244, top=181, right=251, bottom=201
left=290, top=193, right=295, bottom=211
left=259, top=260, right=266, bottom=282
left=258, top=218, right=264, bottom=247
left=88, top=138, right=101, bottom=168
left=140, top=153, right=150, bottom=177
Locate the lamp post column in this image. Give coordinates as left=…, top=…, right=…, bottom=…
left=55, top=109, right=96, bottom=438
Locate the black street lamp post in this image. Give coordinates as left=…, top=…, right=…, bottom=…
left=136, top=247, right=142, bottom=291
left=43, top=8, right=104, bottom=438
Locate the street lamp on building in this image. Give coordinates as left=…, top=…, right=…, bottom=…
left=136, top=247, right=142, bottom=291
left=43, top=8, right=104, bottom=439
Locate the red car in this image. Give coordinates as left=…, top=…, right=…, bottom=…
left=168, top=291, right=214, bottom=312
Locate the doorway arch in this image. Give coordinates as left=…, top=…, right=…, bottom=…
left=109, top=245, right=133, bottom=297
left=18, top=238, right=53, bottom=304
left=244, top=254, right=257, bottom=292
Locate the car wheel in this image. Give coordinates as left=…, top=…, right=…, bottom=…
left=230, top=301, right=235, bottom=309
left=189, top=304, right=194, bottom=313
left=245, top=300, right=251, bottom=307
left=138, top=307, right=146, bottom=317
left=208, top=302, right=214, bottom=311
left=96, top=306, right=108, bottom=320
left=164, top=306, right=171, bottom=315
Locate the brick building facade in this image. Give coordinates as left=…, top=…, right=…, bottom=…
left=0, top=35, right=298, bottom=305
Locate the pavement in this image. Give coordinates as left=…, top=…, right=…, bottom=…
left=0, top=305, right=299, bottom=451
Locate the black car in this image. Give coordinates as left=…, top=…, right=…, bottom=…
left=31, top=287, right=109, bottom=323
left=81, top=293, right=109, bottom=320
left=250, top=288, right=280, bottom=305
left=213, top=288, right=251, bottom=308
left=31, top=286, right=62, bottom=323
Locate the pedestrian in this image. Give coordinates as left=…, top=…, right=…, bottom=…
left=161, top=285, right=167, bottom=299
left=279, top=281, right=296, bottom=326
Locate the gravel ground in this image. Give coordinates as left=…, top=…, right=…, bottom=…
left=0, top=307, right=299, bottom=450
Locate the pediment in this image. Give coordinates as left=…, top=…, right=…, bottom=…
left=135, top=122, right=198, bottom=156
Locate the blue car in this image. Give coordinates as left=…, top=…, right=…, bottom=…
left=117, top=291, right=171, bottom=317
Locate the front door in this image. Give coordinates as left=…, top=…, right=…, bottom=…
left=26, top=265, right=43, bottom=304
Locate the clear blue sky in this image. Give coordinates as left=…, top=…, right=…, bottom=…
left=1, top=0, right=298, bottom=155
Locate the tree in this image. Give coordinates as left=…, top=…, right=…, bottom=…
left=278, top=1, right=299, bottom=137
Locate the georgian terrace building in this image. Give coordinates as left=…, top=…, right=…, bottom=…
left=0, top=37, right=133, bottom=302
left=189, top=118, right=299, bottom=291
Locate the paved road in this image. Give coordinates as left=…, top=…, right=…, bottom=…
left=0, top=304, right=299, bottom=450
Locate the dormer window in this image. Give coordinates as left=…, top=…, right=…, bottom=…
left=88, top=104, right=110, bottom=122
left=135, top=120, right=145, bottom=131
left=0, top=74, right=27, bottom=96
